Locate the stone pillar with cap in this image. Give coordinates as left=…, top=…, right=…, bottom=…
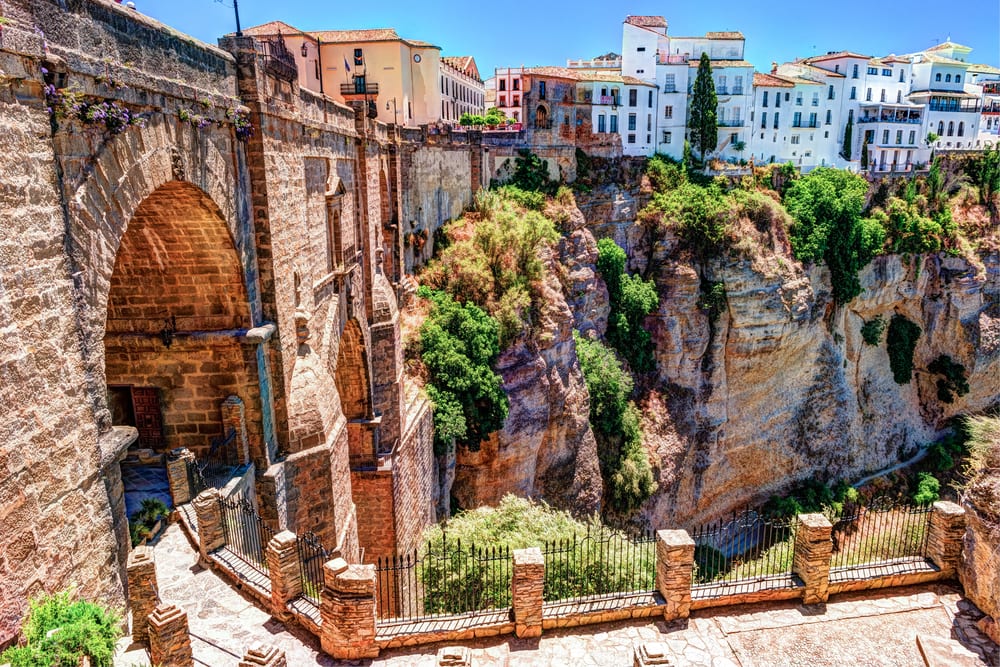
left=147, top=603, right=193, bottom=667
left=320, top=557, right=379, bottom=659
left=126, top=546, right=158, bottom=643
left=512, top=547, right=544, bottom=638
left=656, top=529, right=695, bottom=621
left=192, top=488, right=225, bottom=562
left=437, top=645, right=473, bottom=666
left=926, top=501, right=966, bottom=575
left=266, top=530, right=302, bottom=619
left=166, top=448, right=196, bottom=506
left=792, top=513, right=833, bottom=604
left=239, top=643, right=287, bottom=667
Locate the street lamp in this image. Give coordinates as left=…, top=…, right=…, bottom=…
left=386, top=98, right=400, bottom=125
left=299, top=36, right=324, bottom=95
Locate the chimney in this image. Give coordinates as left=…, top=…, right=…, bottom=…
left=771, top=62, right=778, bottom=74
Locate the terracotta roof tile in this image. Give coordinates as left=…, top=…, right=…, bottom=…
left=705, top=31, right=744, bottom=40
left=753, top=72, right=794, bottom=88
left=241, top=21, right=303, bottom=37
left=524, top=66, right=654, bottom=87
left=625, top=16, right=667, bottom=28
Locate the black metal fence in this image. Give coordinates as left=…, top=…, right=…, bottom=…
left=690, top=511, right=798, bottom=599
left=298, top=531, right=331, bottom=606
left=541, top=526, right=656, bottom=603
left=828, top=499, right=932, bottom=582
left=218, top=495, right=274, bottom=575
left=375, top=537, right=512, bottom=623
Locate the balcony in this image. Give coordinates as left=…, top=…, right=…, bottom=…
left=791, top=120, right=819, bottom=128
left=717, top=86, right=728, bottom=95
left=928, top=102, right=980, bottom=113
left=984, top=103, right=1000, bottom=115
left=662, top=86, right=677, bottom=94
left=597, top=95, right=620, bottom=106
left=657, top=53, right=689, bottom=65
left=340, top=81, right=380, bottom=97
left=718, top=119, right=745, bottom=127
left=256, top=38, right=297, bottom=82
left=732, top=86, right=744, bottom=95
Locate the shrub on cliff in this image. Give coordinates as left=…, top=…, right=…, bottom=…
left=928, top=354, right=970, bottom=403
left=575, top=333, right=656, bottom=514
left=596, top=239, right=659, bottom=372
left=784, top=167, right=885, bottom=304
left=885, top=314, right=921, bottom=384
left=509, top=149, right=558, bottom=194
left=0, top=590, right=120, bottom=667
left=418, top=287, right=508, bottom=455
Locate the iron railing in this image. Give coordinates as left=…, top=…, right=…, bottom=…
left=375, top=537, right=512, bottom=623
left=198, top=428, right=241, bottom=490
left=541, top=526, right=656, bottom=603
left=827, top=499, right=932, bottom=582
left=257, top=37, right=297, bottom=82
left=218, top=495, right=274, bottom=575
left=297, top=531, right=331, bottom=606
left=690, top=510, right=798, bottom=599
left=340, top=81, right=380, bottom=96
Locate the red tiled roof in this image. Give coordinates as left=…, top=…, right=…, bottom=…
left=241, top=21, right=303, bottom=37
left=754, top=72, right=794, bottom=88
left=524, top=66, right=655, bottom=87
left=705, top=31, right=744, bottom=40
left=443, top=56, right=482, bottom=82
left=625, top=16, right=667, bottom=28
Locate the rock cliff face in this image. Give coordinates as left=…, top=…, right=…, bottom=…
left=450, top=220, right=605, bottom=516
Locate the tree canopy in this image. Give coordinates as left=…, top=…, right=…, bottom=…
left=688, top=53, right=718, bottom=163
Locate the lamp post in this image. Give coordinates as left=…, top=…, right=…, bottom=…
left=386, top=97, right=399, bottom=125
left=232, top=0, right=242, bottom=36
left=299, top=36, right=324, bottom=94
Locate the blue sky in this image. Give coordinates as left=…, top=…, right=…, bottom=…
left=138, top=0, right=999, bottom=76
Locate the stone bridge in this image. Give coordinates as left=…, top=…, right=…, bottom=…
left=0, top=0, right=484, bottom=643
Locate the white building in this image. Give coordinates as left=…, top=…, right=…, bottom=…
left=440, top=56, right=485, bottom=123
left=494, top=67, right=525, bottom=122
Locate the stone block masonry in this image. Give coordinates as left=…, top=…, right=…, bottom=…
left=656, top=530, right=695, bottom=620
left=240, top=644, right=287, bottom=667
left=126, top=546, right=158, bottom=643
left=192, top=490, right=225, bottom=562
left=926, top=501, right=966, bottom=576
left=793, top=513, right=834, bottom=604
left=265, top=531, right=302, bottom=619
left=320, top=558, right=379, bottom=659
left=512, top=548, right=545, bottom=638
left=147, top=603, right=193, bottom=667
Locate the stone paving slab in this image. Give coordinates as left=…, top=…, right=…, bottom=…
left=114, top=524, right=999, bottom=667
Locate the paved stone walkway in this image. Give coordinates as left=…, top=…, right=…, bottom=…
left=115, top=523, right=999, bottom=667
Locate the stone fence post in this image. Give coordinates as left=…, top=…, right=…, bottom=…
left=926, top=501, right=966, bottom=575
left=166, top=448, right=196, bottom=506
left=192, top=489, right=225, bottom=563
left=512, top=547, right=544, bottom=638
left=266, top=531, right=302, bottom=619
left=656, top=530, right=694, bottom=621
left=240, top=643, right=287, bottom=667
left=792, top=513, right=833, bottom=604
left=126, top=546, right=158, bottom=643
left=320, top=558, right=379, bottom=660
left=148, top=603, right=193, bottom=667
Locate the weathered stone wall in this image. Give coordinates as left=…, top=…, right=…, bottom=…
left=392, top=392, right=437, bottom=557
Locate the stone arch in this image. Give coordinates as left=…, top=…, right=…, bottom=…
left=334, top=318, right=373, bottom=422
left=102, top=180, right=263, bottom=459
left=535, top=104, right=549, bottom=129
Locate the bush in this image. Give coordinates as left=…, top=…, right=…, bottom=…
left=646, top=153, right=687, bottom=193
left=418, top=287, right=508, bottom=454
left=913, top=472, right=940, bottom=505
left=509, top=149, right=557, bottom=194
left=128, top=497, right=169, bottom=546
left=928, top=354, right=969, bottom=403
left=860, top=315, right=885, bottom=346
left=596, top=239, right=659, bottom=372
left=496, top=185, right=545, bottom=211
left=0, top=591, right=121, bottom=667
left=697, top=279, right=727, bottom=323
left=886, top=314, right=921, bottom=384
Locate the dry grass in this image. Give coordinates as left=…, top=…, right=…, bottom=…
left=962, top=414, right=1000, bottom=532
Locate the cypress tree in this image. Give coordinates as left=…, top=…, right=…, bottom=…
left=861, top=139, right=869, bottom=170
left=841, top=114, right=853, bottom=160
left=689, top=53, right=718, bottom=165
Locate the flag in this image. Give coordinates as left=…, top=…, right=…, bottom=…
left=344, top=56, right=350, bottom=73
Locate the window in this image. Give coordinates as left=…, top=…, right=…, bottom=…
left=835, top=64, right=841, bottom=73
left=880, top=89, right=886, bottom=102
left=663, top=130, right=672, bottom=143
left=628, top=89, right=637, bottom=106
left=499, top=95, right=506, bottom=106
left=896, top=91, right=902, bottom=103
left=636, top=69, right=644, bottom=74
left=773, top=112, right=779, bottom=129
left=499, top=79, right=506, bottom=91
left=945, top=73, right=952, bottom=83
left=883, top=129, right=889, bottom=144
left=852, top=63, right=859, bottom=78
left=947, top=121, right=954, bottom=136
left=664, top=105, right=673, bottom=119
left=791, top=135, right=800, bottom=144
left=828, top=85, right=835, bottom=100
left=610, top=115, right=618, bottom=132
left=513, top=79, right=520, bottom=91
left=809, top=112, right=817, bottom=127
left=648, top=90, right=654, bottom=107
left=538, top=81, right=546, bottom=99
left=882, top=68, right=892, bottom=76
left=775, top=92, right=781, bottom=107
left=627, top=133, right=636, bottom=144
left=937, top=121, right=944, bottom=135
left=866, top=88, right=872, bottom=101
left=955, top=75, right=961, bottom=83
left=637, top=46, right=646, bottom=52
left=664, top=74, right=676, bottom=92
left=958, top=122, right=964, bottom=136
left=762, top=91, right=768, bottom=107
left=353, top=48, right=363, bottom=66
left=718, top=75, right=727, bottom=93
left=935, top=73, right=942, bottom=82
left=647, top=114, right=652, bottom=131
left=908, top=130, right=915, bottom=144
left=850, top=86, right=857, bottom=100
left=825, top=109, right=832, bottom=125
left=795, top=92, right=803, bottom=106
left=513, top=96, right=519, bottom=106
left=598, top=114, right=606, bottom=133
left=867, top=66, right=878, bottom=75
left=735, top=75, right=743, bottom=93
left=899, top=70, right=905, bottom=82
left=761, top=112, right=767, bottom=129
left=812, top=92, right=819, bottom=106
left=793, top=111, right=802, bottom=126
left=895, top=130, right=902, bottom=144
left=628, top=113, right=636, bottom=131
left=730, top=132, right=738, bottom=144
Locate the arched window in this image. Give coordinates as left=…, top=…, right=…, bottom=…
left=937, top=121, right=944, bottom=135
left=935, top=73, right=942, bottom=82
left=896, top=91, right=902, bottom=103
left=535, top=105, right=549, bottom=129
left=958, top=122, right=964, bottom=136
left=955, top=75, right=961, bottom=83
left=947, top=121, right=954, bottom=136
left=945, top=73, right=952, bottom=82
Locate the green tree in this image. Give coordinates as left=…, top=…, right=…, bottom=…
left=841, top=113, right=853, bottom=160
left=510, top=149, right=556, bottom=193
left=861, top=139, right=869, bottom=170
left=0, top=591, right=121, bottom=667
left=688, top=53, right=718, bottom=165
left=967, top=146, right=1000, bottom=223
left=418, top=287, right=509, bottom=454
left=886, top=314, right=921, bottom=385
left=484, top=106, right=506, bottom=127
left=596, top=239, right=659, bottom=372
left=784, top=167, right=881, bottom=303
